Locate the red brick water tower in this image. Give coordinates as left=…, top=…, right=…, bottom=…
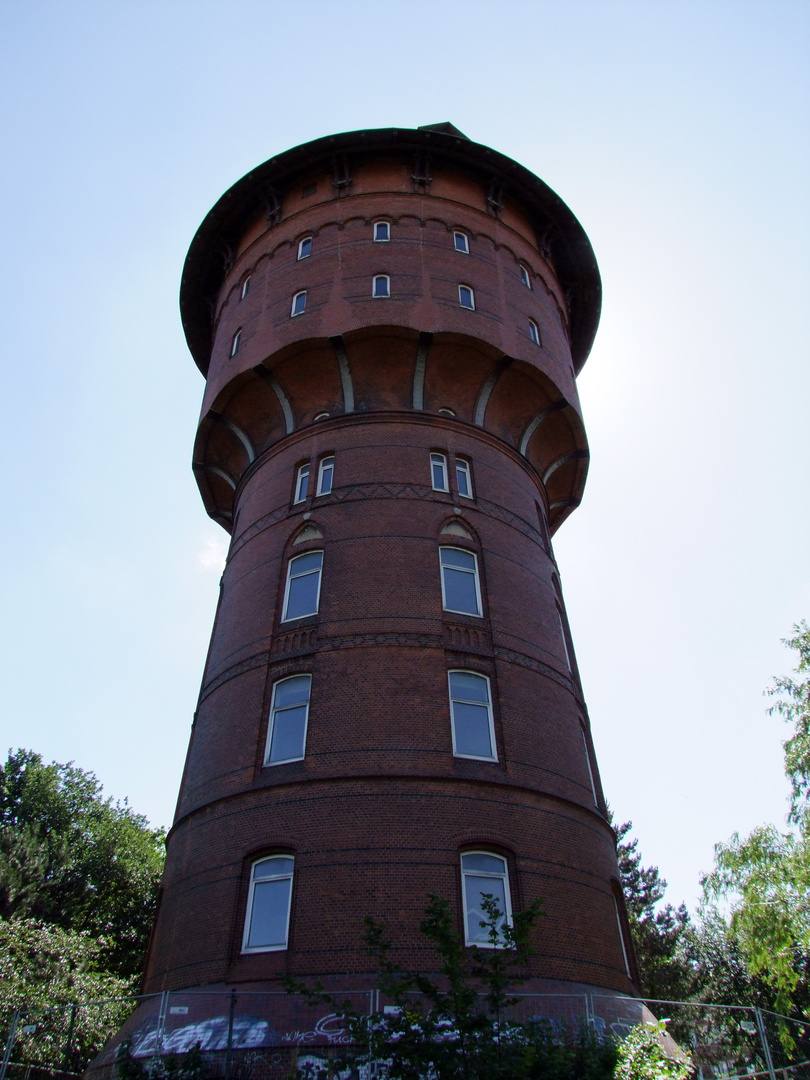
left=142, top=123, right=638, bottom=999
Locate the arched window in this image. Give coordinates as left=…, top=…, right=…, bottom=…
left=528, top=319, right=541, bottom=346
left=460, top=852, right=512, bottom=946
left=240, top=276, right=251, bottom=300
left=242, top=856, right=294, bottom=953
left=298, top=237, right=312, bottom=260
left=230, top=329, right=242, bottom=356
left=265, top=675, right=311, bottom=765
left=373, top=221, right=390, bottom=242
left=458, top=284, right=475, bottom=310
left=430, top=452, right=449, bottom=492
left=439, top=547, right=482, bottom=616
left=291, top=290, right=307, bottom=317
left=373, top=274, right=390, bottom=298
left=454, top=231, right=469, bottom=254
left=455, top=458, right=473, bottom=498
left=294, top=462, right=310, bottom=504
left=282, top=551, right=323, bottom=621
left=448, top=671, right=496, bottom=760
left=520, top=264, right=531, bottom=288
left=316, top=456, right=334, bottom=496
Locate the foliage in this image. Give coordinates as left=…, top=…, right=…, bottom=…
left=613, top=1022, right=691, bottom=1080
left=116, top=1038, right=208, bottom=1080
left=702, top=624, right=810, bottom=1017
left=0, top=748, right=165, bottom=979
left=0, top=917, right=134, bottom=1071
left=286, top=892, right=618, bottom=1080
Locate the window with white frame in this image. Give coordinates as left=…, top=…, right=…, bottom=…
left=439, top=547, right=482, bottom=616
left=448, top=671, right=496, bottom=760
left=316, top=456, right=334, bottom=496
left=294, top=463, right=310, bottom=503
left=528, top=319, right=541, bottom=346
left=373, top=221, right=390, bottom=242
left=282, top=550, right=323, bottom=621
left=614, top=894, right=632, bottom=978
left=458, top=285, right=475, bottom=310
left=430, top=452, right=449, bottom=492
left=298, top=237, right=312, bottom=260
left=581, top=726, right=598, bottom=806
left=520, top=264, right=531, bottom=288
left=265, top=675, right=311, bottom=765
left=291, top=290, right=307, bottom=317
left=557, top=607, right=572, bottom=670
left=455, top=458, right=472, bottom=498
left=373, top=274, right=390, bottom=298
left=242, top=856, right=294, bottom=952
left=241, top=276, right=251, bottom=300
left=461, top=852, right=512, bottom=946
left=230, top=329, right=242, bottom=356
left=454, top=231, right=469, bottom=254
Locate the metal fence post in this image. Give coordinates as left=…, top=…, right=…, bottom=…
left=754, top=1007, right=778, bottom=1080
left=224, top=989, right=236, bottom=1080
left=0, top=1011, right=20, bottom=1080
left=153, top=991, right=169, bottom=1068
left=61, top=1003, right=78, bottom=1074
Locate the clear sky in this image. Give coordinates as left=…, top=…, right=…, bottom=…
left=0, top=0, right=808, bottom=914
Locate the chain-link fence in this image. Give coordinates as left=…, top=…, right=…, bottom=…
left=2, top=990, right=808, bottom=1080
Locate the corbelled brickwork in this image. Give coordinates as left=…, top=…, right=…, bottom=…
left=142, top=124, right=638, bottom=998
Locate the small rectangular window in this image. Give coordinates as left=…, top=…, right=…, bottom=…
left=528, top=319, right=541, bottom=346
left=242, top=856, right=294, bottom=952
left=241, top=277, right=251, bottom=300
left=373, top=221, right=390, bottom=242
left=291, top=290, right=307, bottom=317
left=449, top=672, right=496, bottom=761
left=461, top=852, right=511, bottom=946
left=458, top=285, right=475, bottom=310
left=282, top=550, right=323, bottom=621
left=440, top=547, right=482, bottom=616
left=298, top=237, right=312, bottom=260
left=265, top=675, right=311, bottom=765
left=430, top=452, right=449, bottom=492
left=520, top=264, right=531, bottom=288
left=230, top=329, right=241, bottom=356
left=456, top=459, right=472, bottom=498
left=302, top=182, right=317, bottom=198
left=454, top=231, right=469, bottom=254
left=294, top=463, right=310, bottom=504
left=316, top=456, right=334, bottom=496
left=373, top=275, right=390, bottom=298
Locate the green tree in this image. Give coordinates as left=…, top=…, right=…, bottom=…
left=613, top=1021, right=691, bottom=1080
left=0, top=748, right=165, bottom=979
left=702, top=623, right=810, bottom=1017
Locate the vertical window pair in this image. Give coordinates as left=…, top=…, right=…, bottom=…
left=430, top=452, right=473, bottom=498
left=294, top=457, right=334, bottom=503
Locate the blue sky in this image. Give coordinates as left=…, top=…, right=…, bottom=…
left=0, top=0, right=808, bottom=912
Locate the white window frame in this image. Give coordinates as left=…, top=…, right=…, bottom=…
left=242, top=856, right=294, bottom=953
left=520, top=264, right=531, bottom=288
left=439, top=546, right=482, bottom=617
left=453, top=231, right=469, bottom=254
left=373, top=274, right=390, bottom=298
left=264, top=675, right=311, bottom=766
left=455, top=458, right=473, bottom=499
left=291, top=290, right=307, bottom=317
left=298, top=237, right=312, bottom=260
left=458, top=284, right=475, bottom=310
left=373, top=221, right=390, bottom=242
left=614, top=895, right=632, bottom=978
left=294, top=463, right=310, bottom=504
left=448, top=670, right=497, bottom=762
left=282, top=550, right=323, bottom=622
left=460, top=852, right=512, bottom=947
left=528, top=319, right=540, bottom=346
left=430, top=452, right=449, bottom=492
left=230, top=329, right=241, bottom=356
left=557, top=607, right=572, bottom=670
left=581, top=726, right=598, bottom=806
left=316, top=456, right=334, bottom=496
left=241, top=276, right=251, bottom=300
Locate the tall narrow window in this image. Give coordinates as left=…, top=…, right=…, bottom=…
left=230, top=329, right=242, bottom=356
left=581, top=727, right=598, bottom=805
left=448, top=671, right=496, bottom=760
left=455, top=458, right=473, bottom=498
left=458, top=285, right=475, bottom=310
left=614, top=895, right=632, bottom=978
left=294, top=463, right=310, bottom=504
left=454, top=231, right=469, bottom=253
left=430, top=452, right=449, bottom=492
left=241, top=276, right=251, bottom=300
left=265, top=675, right=311, bottom=765
left=557, top=608, right=572, bottom=670
left=528, top=319, right=541, bottom=346
left=520, top=264, right=531, bottom=288
left=298, top=237, right=312, bottom=260
left=461, top=852, right=511, bottom=946
left=316, top=456, right=334, bottom=496
left=439, top=547, right=482, bottom=616
left=373, top=221, right=390, bottom=242
left=242, top=856, right=294, bottom=953
left=282, top=551, right=323, bottom=621
left=373, top=275, right=390, bottom=298
left=291, top=290, right=307, bottom=317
